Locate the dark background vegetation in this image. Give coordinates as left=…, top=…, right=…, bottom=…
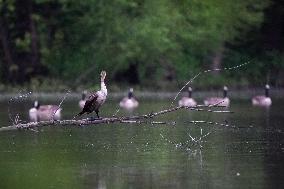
left=0, top=0, right=283, bottom=91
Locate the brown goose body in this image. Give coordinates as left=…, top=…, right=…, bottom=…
left=119, top=88, right=139, bottom=110
left=178, top=87, right=197, bottom=107
left=77, top=71, right=107, bottom=118
left=204, top=86, right=230, bottom=107
left=37, top=105, right=61, bottom=121
left=252, top=85, right=272, bottom=106
left=29, top=101, right=61, bottom=122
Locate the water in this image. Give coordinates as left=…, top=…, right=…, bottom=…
left=0, top=97, right=283, bottom=189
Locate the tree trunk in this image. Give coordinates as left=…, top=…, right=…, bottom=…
left=0, top=3, right=15, bottom=82
left=29, top=1, right=40, bottom=72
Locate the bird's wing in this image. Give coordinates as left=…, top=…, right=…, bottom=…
left=82, top=92, right=98, bottom=113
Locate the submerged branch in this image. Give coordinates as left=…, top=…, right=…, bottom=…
left=0, top=104, right=233, bottom=132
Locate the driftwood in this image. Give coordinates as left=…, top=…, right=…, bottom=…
left=0, top=104, right=232, bottom=132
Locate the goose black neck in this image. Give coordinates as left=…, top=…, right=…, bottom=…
left=265, top=88, right=269, bottom=97
left=82, top=93, right=86, bottom=100
left=223, top=90, right=227, bottom=98
left=128, top=91, right=133, bottom=99
left=188, top=90, right=192, bottom=98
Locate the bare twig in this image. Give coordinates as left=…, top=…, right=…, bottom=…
left=8, top=91, right=32, bottom=125
left=170, top=61, right=250, bottom=106
left=112, top=108, right=120, bottom=117
left=52, top=90, right=70, bottom=120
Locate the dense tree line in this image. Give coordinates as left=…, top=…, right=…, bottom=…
left=0, top=0, right=283, bottom=88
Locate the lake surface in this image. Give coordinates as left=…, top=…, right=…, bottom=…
left=0, top=95, right=284, bottom=189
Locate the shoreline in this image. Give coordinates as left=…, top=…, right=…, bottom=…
left=0, top=88, right=283, bottom=101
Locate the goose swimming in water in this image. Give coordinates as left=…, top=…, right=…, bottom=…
left=79, top=90, right=88, bottom=109
left=119, top=88, right=139, bottom=110
left=252, top=84, right=272, bottom=106
left=29, top=101, right=62, bottom=122
left=178, top=87, right=197, bottom=107
left=204, top=86, right=230, bottom=107
left=76, top=71, right=107, bottom=118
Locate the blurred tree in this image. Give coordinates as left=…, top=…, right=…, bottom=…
left=0, top=0, right=46, bottom=83
left=224, top=0, right=284, bottom=86
left=0, top=0, right=16, bottom=82
left=1, top=0, right=283, bottom=88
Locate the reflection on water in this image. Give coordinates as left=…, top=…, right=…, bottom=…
left=0, top=98, right=283, bottom=189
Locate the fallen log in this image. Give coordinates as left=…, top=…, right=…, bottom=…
left=0, top=104, right=232, bottom=132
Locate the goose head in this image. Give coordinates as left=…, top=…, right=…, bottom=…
left=128, top=88, right=134, bottom=99
left=34, top=100, right=40, bottom=109
left=265, top=84, right=270, bottom=97
left=188, top=87, right=193, bottom=98
left=223, top=86, right=228, bottom=98
left=100, top=70, right=106, bottom=82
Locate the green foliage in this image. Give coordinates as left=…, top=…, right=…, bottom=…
left=1, top=0, right=284, bottom=88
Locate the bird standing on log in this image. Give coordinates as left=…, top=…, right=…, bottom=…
left=76, top=71, right=107, bottom=118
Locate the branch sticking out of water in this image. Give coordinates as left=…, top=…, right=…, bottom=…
left=8, top=91, right=32, bottom=125
left=0, top=104, right=233, bottom=132
left=170, top=61, right=251, bottom=107
left=52, top=90, right=70, bottom=120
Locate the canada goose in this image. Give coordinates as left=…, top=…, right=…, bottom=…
left=76, top=71, right=107, bottom=118
left=79, top=90, right=88, bottom=109
left=178, top=87, right=197, bottom=107
left=252, top=84, right=272, bottom=106
left=29, top=101, right=62, bottom=122
left=204, top=86, right=230, bottom=107
left=119, top=88, right=139, bottom=110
